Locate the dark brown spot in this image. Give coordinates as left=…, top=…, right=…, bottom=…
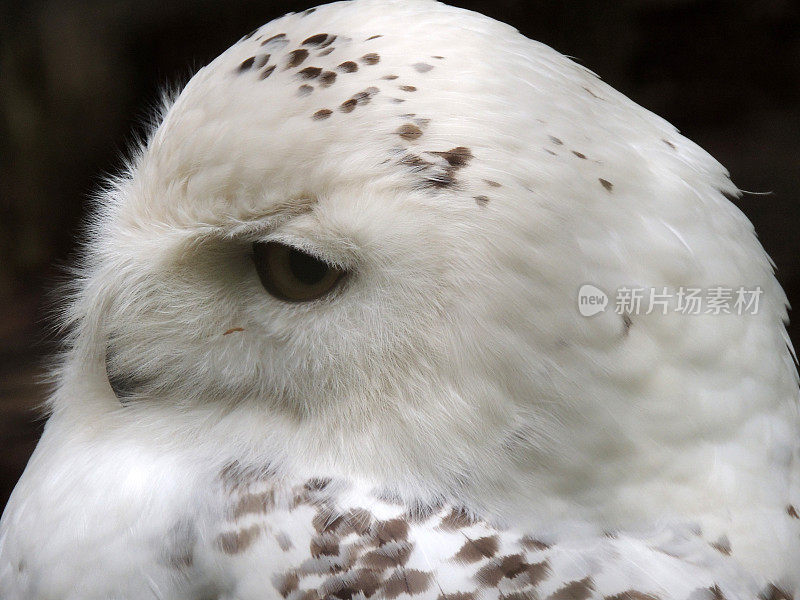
left=599, top=178, right=613, bottom=191
left=254, top=54, right=270, bottom=68
left=520, top=536, right=550, bottom=551
left=291, top=485, right=314, bottom=507
left=303, top=33, right=329, bottom=46
left=342, top=508, right=374, bottom=535
left=223, top=327, right=244, bottom=335
left=710, top=535, right=732, bottom=555
left=260, top=65, right=276, bottom=79
left=622, top=313, right=632, bottom=336
left=390, top=98, right=406, bottom=103
left=413, top=62, right=434, bottom=72
left=304, top=477, right=332, bottom=491
left=218, top=462, right=276, bottom=491
left=605, top=593, right=661, bottom=600
left=348, top=88, right=376, bottom=107
left=583, top=86, right=601, bottom=99
left=361, top=53, right=380, bottom=65
left=298, top=66, right=322, bottom=79
left=373, top=518, right=410, bottom=545
left=709, top=585, right=726, bottom=600
left=475, top=562, right=510, bottom=587
left=452, top=535, right=499, bottom=563
left=217, top=524, right=261, bottom=555
left=399, top=85, right=417, bottom=92
left=219, top=462, right=247, bottom=490
left=238, top=56, right=255, bottom=72
left=549, top=135, right=563, bottom=145
left=322, top=569, right=381, bottom=599
left=396, top=124, right=423, bottom=140
left=340, top=99, right=358, bottom=113
left=232, top=491, right=274, bottom=519
left=320, top=71, right=337, bottom=86
left=572, top=151, right=587, bottom=159
left=167, top=548, right=192, bottom=570
left=276, top=572, right=299, bottom=597
left=662, top=138, right=676, bottom=149
left=431, top=146, right=473, bottom=168
left=286, top=49, right=309, bottom=68
left=759, top=584, right=793, bottom=600
left=318, top=47, right=335, bottom=56
left=262, top=33, right=287, bottom=46
left=526, top=561, right=551, bottom=586
left=432, top=55, right=445, bottom=59
left=474, top=196, right=489, bottom=207
left=298, top=84, right=314, bottom=96
left=788, top=505, right=799, bottom=519
left=312, top=508, right=345, bottom=533
left=338, top=61, right=358, bottom=73
left=383, top=569, right=433, bottom=598
left=310, top=534, right=340, bottom=558
left=367, top=34, right=383, bottom=40
left=382, top=75, right=399, bottom=80
left=345, top=88, right=377, bottom=108
left=313, top=109, right=333, bottom=120
left=484, top=180, right=501, bottom=187
left=400, top=154, right=433, bottom=169
left=405, top=500, right=445, bottom=524
left=439, top=507, right=474, bottom=530
left=475, top=554, right=528, bottom=586
left=500, top=554, right=528, bottom=578
left=362, top=542, right=412, bottom=569
left=300, top=549, right=357, bottom=577
left=275, top=531, right=293, bottom=551
left=547, top=577, right=595, bottom=600
left=544, top=148, right=557, bottom=156
left=318, top=35, right=337, bottom=49
left=302, top=7, right=316, bottom=15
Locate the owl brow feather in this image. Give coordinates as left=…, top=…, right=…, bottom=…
left=173, top=196, right=319, bottom=244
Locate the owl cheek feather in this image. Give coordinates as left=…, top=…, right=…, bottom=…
left=105, top=343, right=146, bottom=405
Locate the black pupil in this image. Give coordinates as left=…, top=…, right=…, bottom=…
left=288, top=248, right=329, bottom=285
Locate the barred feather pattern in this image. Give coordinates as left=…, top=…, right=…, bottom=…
left=189, top=470, right=789, bottom=600
left=1, top=0, right=798, bottom=598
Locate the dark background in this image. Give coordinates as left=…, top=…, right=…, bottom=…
left=1, top=0, right=798, bottom=510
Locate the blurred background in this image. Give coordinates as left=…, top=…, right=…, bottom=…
left=1, top=0, right=799, bottom=509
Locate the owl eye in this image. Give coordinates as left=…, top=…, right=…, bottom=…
left=252, top=241, right=346, bottom=302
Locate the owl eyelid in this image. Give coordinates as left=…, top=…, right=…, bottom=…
left=247, top=233, right=351, bottom=272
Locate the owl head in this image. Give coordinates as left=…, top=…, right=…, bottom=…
left=54, top=0, right=797, bottom=551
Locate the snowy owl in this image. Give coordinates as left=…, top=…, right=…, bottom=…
left=1, top=0, right=798, bottom=598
